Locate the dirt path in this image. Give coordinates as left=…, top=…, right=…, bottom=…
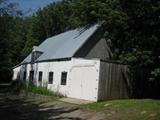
left=0, top=87, right=107, bottom=120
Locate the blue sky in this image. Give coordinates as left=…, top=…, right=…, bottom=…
left=9, top=0, right=60, bottom=15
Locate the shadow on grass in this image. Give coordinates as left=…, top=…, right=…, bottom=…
left=0, top=85, right=82, bottom=120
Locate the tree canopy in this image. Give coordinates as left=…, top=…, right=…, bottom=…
left=0, top=0, right=160, bottom=83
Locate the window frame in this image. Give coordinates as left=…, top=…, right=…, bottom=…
left=29, top=70, right=34, bottom=82
left=48, top=72, right=54, bottom=84
left=61, top=72, right=67, bottom=85
left=38, top=71, right=43, bottom=82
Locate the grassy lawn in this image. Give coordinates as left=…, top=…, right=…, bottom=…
left=81, top=99, right=160, bottom=120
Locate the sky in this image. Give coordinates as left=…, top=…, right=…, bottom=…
left=9, top=0, right=60, bottom=16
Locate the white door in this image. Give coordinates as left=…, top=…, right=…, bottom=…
left=70, top=66, right=98, bottom=101
left=81, top=66, right=97, bottom=100
left=70, top=67, right=82, bottom=99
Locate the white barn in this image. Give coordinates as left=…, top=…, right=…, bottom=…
left=13, top=24, right=132, bottom=101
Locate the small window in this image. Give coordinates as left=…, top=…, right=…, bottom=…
left=61, top=72, right=67, bottom=85
left=29, top=70, right=34, bottom=82
left=23, top=71, right=26, bottom=81
left=38, top=71, right=43, bottom=82
left=48, top=72, right=53, bottom=84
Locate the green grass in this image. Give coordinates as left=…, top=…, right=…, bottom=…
left=81, top=99, right=160, bottom=120
left=10, top=80, right=62, bottom=98
left=25, top=83, right=60, bottom=97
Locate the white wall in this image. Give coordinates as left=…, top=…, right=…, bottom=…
left=12, top=66, right=21, bottom=80
left=13, top=64, right=32, bottom=82
left=13, top=58, right=100, bottom=101
left=35, top=60, right=72, bottom=96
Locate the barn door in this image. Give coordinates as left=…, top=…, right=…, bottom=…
left=81, top=66, right=97, bottom=100
left=70, top=66, right=97, bottom=101
left=70, top=67, right=82, bottom=99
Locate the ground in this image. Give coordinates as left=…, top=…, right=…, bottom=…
left=0, top=84, right=160, bottom=120
left=0, top=92, right=107, bottom=120
left=0, top=84, right=106, bottom=120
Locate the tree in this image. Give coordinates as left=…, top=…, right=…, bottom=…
left=1, top=0, right=160, bottom=84
left=0, top=0, right=24, bottom=82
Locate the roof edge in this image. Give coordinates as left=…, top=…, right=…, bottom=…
left=13, top=57, right=72, bottom=69
left=72, top=23, right=101, bottom=57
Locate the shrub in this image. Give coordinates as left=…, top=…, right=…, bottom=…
left=151, top=68, right=160, bottom=79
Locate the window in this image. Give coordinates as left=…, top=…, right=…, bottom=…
left=48, top=72, right=53, bottom=84
left=23, top=71, right=26, bottom=81
left=38, top=71, right=43, bottom=82
left=29, top=70, right=34, bottom=82
left=31, top=51, right=43, bottom=62
left=61, top=72, right=67, bottom=85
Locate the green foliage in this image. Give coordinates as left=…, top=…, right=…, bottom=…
left=24, top=83, right=61, bottom=97
left=9, top=79, right=26, bottom=93
left=151, top=68, right=160, bottom=78
left=118, top=49, right=153, bottom=67
left=10, top=80, right=62, bottom=97
left=0, top=1, right=23, bottom=82
left=31, top=0, right=74, bottom=42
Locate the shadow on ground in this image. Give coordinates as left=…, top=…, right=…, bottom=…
left=0, top=84, right=82, bottom=120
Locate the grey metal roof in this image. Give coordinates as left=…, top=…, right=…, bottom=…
left=21, top=24, right=99, bottom=64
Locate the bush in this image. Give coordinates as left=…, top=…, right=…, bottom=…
left=151, top=68, right=160, bottom=78
left=119, top=49, right=153, bottom=67
left=9, top=80, right=26, bottom=93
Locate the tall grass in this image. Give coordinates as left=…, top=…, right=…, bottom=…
left=10, top=80, right=62, bottom=97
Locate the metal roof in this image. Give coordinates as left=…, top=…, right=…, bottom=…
left=21, top=24, right=99, bottom=64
